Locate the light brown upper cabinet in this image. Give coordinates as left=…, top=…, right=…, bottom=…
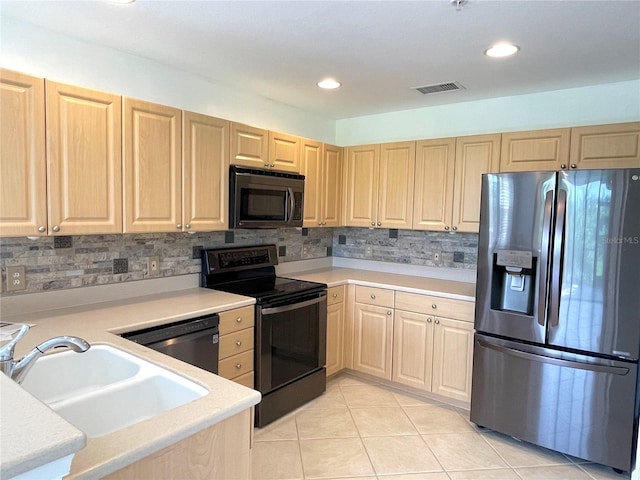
left=268, top=131, right=300, bottom=173
left=123, top=98, right=182, bottom=233
left=451, top=134, right=501, bottom=233
left=230, top=122, right=269, bottom=170
left=46, top=81, right=122, bottom=235
left=183, top=112, right=229, bottom=232
left=413, top=134, right=500, bottom=233
left=499, top=128, right=570, bottom=172
left=302, top=140, right=342, bottom=227
left=569, top=122, right=640, bottom=169
left=0, top=69, right=47, bottom=237
left=344, top=141, right=415, bottom=229
left=413, top=138, right=455, bottom=232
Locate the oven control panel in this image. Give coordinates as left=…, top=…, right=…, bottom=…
left=202, top=244, right=278, bottom=274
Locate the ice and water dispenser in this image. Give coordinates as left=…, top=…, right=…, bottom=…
left=490, top=250, right=537, bottom=315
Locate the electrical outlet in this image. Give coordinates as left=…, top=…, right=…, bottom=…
left=365, top=245, right=373, bottom=257
left=303, top=246, right=308, bottom=256
left=6, top=266, right=26, bottom=292
left=434, top=252, right=440, bottom=263
left=148, top=256, right=160, bottom=276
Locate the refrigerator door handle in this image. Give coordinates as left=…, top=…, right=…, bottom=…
left=537, top=190, right=554, bottom=327
left=549, top=188, right=567, bottom=328
left=476, top=339, right=630, bottom=375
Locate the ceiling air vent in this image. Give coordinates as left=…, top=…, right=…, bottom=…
left=413, top=81, right=465, bottom=95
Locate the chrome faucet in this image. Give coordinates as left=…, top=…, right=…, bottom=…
left=0, top=324, right=90, bottom=384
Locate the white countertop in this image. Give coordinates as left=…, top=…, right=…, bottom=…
left=1, top=288, right=260, bottom=480
left=0, top=265, right=475, bottom=479
left=285, top=267, right=476, bottom=301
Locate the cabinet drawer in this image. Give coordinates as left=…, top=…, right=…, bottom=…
left=219, top=306, right=255, bottom=335
left=395, top=291, right=474, bottom=322
left=219, top=350, right=253, bottom=380
left=327, top=285, right=345, bottom=306
left=355, top=286, right=394, bottom=308
left=232, top=371, right=254, bottom=389
left=219, top=327, right=254, bottom=360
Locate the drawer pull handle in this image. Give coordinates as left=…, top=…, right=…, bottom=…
left=432, top=304, right=437, bottom=309
left=236, top=317, right=242, bottom=323
left=236, top=340, right=242, bottom=347
left=235, top=363, right=242, bottom=369
left=371, top=294, right=376, bottom=299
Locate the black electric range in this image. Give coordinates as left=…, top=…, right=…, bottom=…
left=200, top=244, right=328, bottom=427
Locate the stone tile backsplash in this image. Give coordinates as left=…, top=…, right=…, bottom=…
left=0, top=227, right=476, bottom=296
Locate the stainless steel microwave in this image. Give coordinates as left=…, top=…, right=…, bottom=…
left=229, top=166, right=305, bottom=229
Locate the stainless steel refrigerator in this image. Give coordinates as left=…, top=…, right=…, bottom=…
left=471, top=169, right=640, bottom=474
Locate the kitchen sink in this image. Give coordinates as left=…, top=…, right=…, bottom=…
left=20, top=344, right=208, bottom=438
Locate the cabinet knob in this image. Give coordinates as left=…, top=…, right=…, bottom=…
left=270, top=163, right=276, bottom=168
left=236, top=340, right=242, bottom=347
left=444, top=226, right=450, bottom=231
left=377, top=222, right=381, bottom=226
left=235, top=363, right=242, bottom=369
left=332, top=293, right=338, bottom=298
left=434, top=319, right=440, bottom=325
left=371, top=222, right=375, bottom=226
left=560, top=164, right=567, bottom=169
left=185, top=224, right=191, bottom=229
left=387, top=311, right=392, bottom=315
left=370, top=294, right=376, bottom=299
left=570, top=164, right=577, bottom=169
left=264, top=163, right=269, bottom=168
left=236, top=317, right=243, bottom=323
left=432, top=304, right=437, bottom=309
left=38, top=226, right=46, bottom=233
left=176, top=224, right=182, bottom=229
left=52, top=225, right=60, bottom=232
left=452, top=226, right=458, bottom=231
left=427, top=317, right=432, bottom=323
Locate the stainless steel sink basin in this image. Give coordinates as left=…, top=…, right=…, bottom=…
left=21, top=344, right=207, bottom=438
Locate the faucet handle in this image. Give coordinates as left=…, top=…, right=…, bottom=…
left=0, top=324, right=30, bottom=361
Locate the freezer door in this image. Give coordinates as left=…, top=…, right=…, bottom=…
left=475, top=171, right=556, bottom=344
left=547, top=169, right=640, bottom=360
left=470, top=334, right=637, bottom=472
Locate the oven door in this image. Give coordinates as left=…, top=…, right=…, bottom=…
left=256, top=291, right=327, bottom=393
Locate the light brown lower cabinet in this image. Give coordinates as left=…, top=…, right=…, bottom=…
left=326, top=285, right=345, bottom=376
left=103, top=408, right=253, bottom=480
left=218, top=306, right=255, bottom=387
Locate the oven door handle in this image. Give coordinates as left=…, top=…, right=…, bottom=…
left=261, top=296, right=324, bottom=315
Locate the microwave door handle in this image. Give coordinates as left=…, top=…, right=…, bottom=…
left=286, top=187, right=295, bottom=224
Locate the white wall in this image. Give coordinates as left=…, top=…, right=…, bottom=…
left=0, top=17, right=337, bottom=143
left=336, top=80, right=640, bottom=146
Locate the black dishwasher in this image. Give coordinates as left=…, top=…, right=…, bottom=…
left=122, top=314, right=219, bottom=375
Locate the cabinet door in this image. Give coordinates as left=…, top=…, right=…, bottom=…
left=123, top=98, right=182, bottom=233
left=569, top=122, right=640, bottom=169
left=392, top=310, right=434, bottom=391
left=353, top=303, right=393, bottom=379
left=378, top=141, right=415, bottom=229
left=0, top=69, right=46, bottom=237
left=322, top=143, right=342, bottom=227
left=431, top=317, right=473, bottom=403
left=452, top=134, right=501, bottom=233
left=269, top=131, right=300, bottom=173
left=301, top=138, right=323, bottom=227
left=500, top=128, right=570, bottom=172
left=344, top=144, right=379, bottom=227
left=326, top=301, right=344, bottom=376
left=183, top=111, right=229, bottom=232
left=413, top=138, right=455, bottom=231
left=46, top=81, right=122, bottom=235
left=230, top=122, right=268, bottom=169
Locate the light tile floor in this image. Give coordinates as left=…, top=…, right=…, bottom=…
left=252, top=374, right=630, bottom=480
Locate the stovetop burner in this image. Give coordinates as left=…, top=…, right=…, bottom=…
left=200, top=244, right=326, bottom=303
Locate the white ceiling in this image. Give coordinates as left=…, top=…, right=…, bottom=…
left=2, top=0, right=639, bottom=120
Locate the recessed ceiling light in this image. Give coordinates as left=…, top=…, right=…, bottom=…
left=485, top=43, right=520, bottom=58
left=317, top=78, right=342, bottom=90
